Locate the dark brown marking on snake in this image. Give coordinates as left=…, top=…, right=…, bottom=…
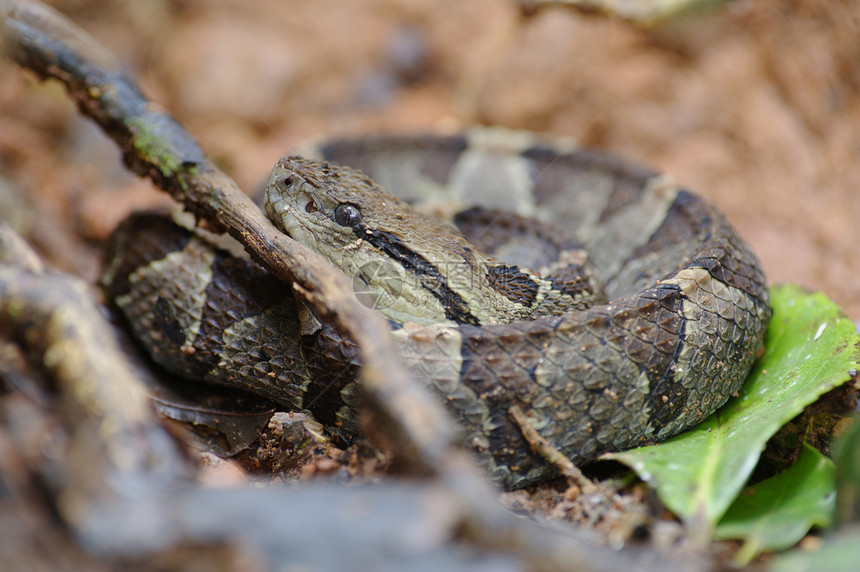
left=522, top=147, right=655, bottom=207
left=485, top=265, right=539, bottom=307
left=624, top=191, right=769, bottom=306
left=632, top=285, right=690, bottom=427
left=548, top=265, right=596, bottom=301
left=162, top=245, right=295, bottom=382
left=454, top=207, right=583, bottom=273
left=456, top=320, right=556, bottom=479
left=455, top=207, right=580, bottom=254
left=153, top=296, right=186, bottom=346
left=193, top=254, right=284, bottom=366
left=417, top=136, right=469, bottom=184
left=300, top=325, right=361, bottom=437
left=678, top=192, right=768, bottom=305
left=601, top=190, right=702, bottom=288
left=598, top=178, right=647, bottom=223
left=358, top=226, right=480, bottom=325
left=100, top=213, right=193, bottom=297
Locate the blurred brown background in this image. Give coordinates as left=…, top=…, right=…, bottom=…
left=2, top=0, right=858, bottom=317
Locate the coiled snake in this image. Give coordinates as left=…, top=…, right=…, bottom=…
left=102, top=128, right=771, bottom=488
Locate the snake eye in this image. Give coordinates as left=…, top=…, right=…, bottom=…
left=334, top=203, right=362, bottom=227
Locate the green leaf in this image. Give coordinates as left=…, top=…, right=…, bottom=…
left=715, top=444, right=835, bottom=565
left=833, top=416, right=860, bottom=526
left=608, top=284, right=860, bottom=540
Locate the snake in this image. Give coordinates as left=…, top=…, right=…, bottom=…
left=101, top=127, right=772, bottom=489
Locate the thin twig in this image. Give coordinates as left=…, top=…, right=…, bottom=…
left=509, top=404, right=599, bottom=495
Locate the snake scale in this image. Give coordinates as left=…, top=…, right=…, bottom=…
left=102, top=128, right=771, bottom=489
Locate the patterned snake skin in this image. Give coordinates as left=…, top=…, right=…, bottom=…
left=102, top=128, right=771, bottom=488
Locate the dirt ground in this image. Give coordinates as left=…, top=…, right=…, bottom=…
left=2, top=0, right=858, bottom=320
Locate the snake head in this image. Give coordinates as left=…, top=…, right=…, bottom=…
left=267, top=156, right=359, bottom=244
left=264, top=155, right=505, bottom=324
left=264, top=156, right=444, bottom=323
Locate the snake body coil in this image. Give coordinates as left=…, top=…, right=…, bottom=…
left=103, top=129, right=771, bottom=488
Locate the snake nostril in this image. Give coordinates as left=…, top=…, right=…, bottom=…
left=304, top=200, right=317, bottom=214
